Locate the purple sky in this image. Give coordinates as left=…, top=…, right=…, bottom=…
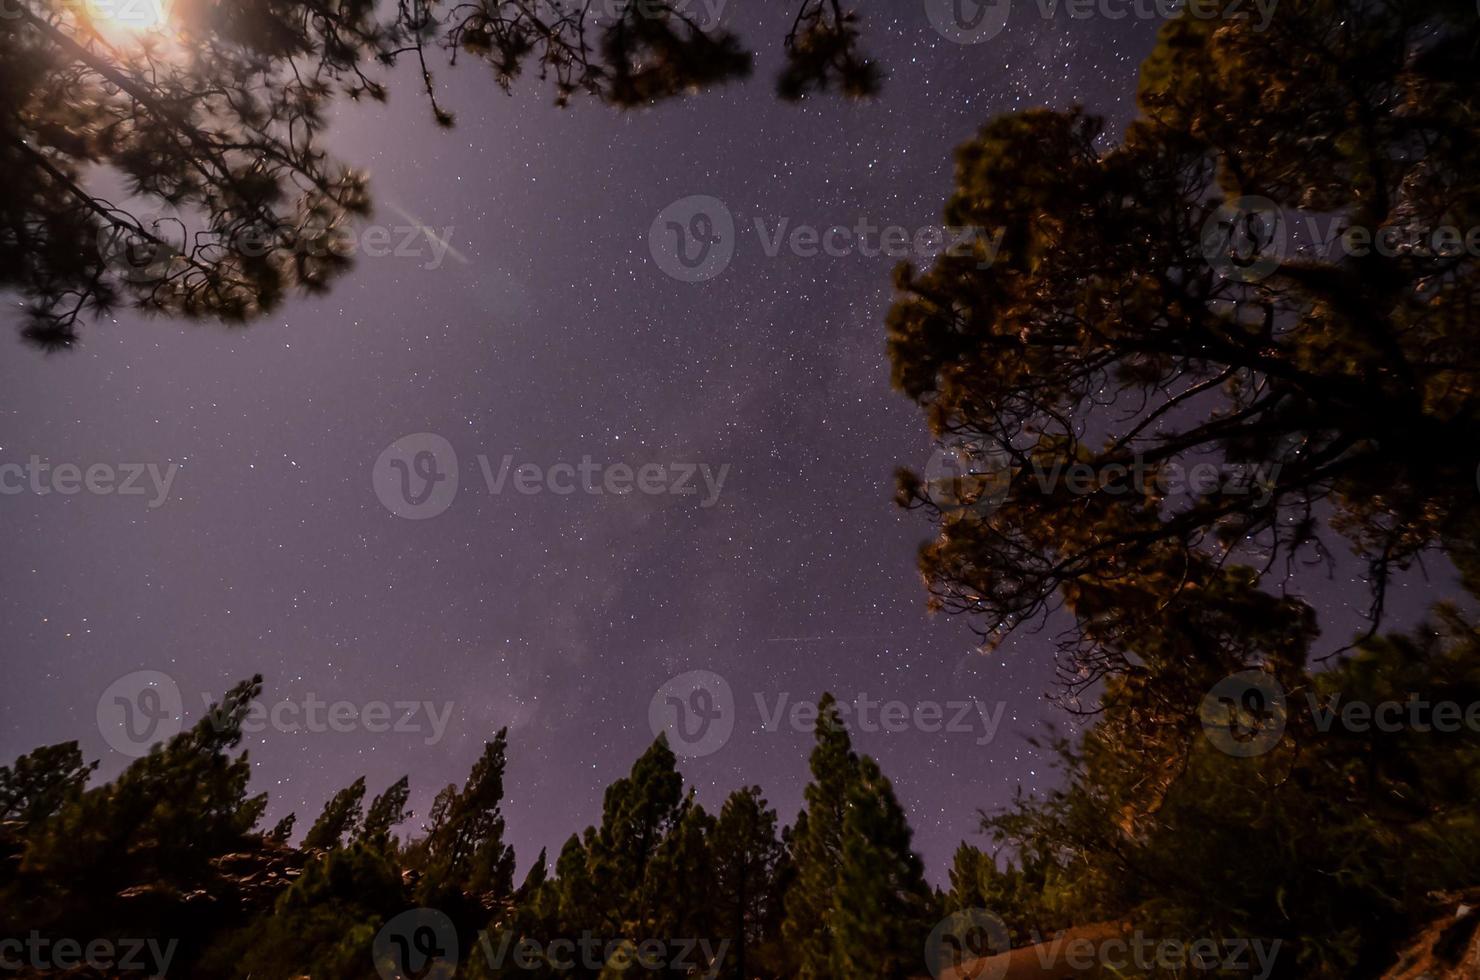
left=0, top=2, right=1427, bottom=881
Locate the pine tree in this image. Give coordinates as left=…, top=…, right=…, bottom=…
left=302, top=775, right=366, bottom=850
left=416, top=730, right=517, bottom=911
left=359, top=775, right=412, bottom=850
left=641, top=792, right=715, bottom=959
left=0, top=742, right=95, bottom=826
left=587, top=735, right=685, bottom=935
left=946, top=843, right=988, bottom=913
left=829, top=757, right=934, bottom=978
left=517, top=847, right=548, bottom=901
left=1, top=677, right=267, bottom=948
left=710, top=786, right=786, bottom=980
left=782, top=693, right=859, bottom=980
left=267, top=812, right=296, bottom=844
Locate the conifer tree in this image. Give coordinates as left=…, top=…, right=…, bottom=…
left=1, top=677, right=267, bottom=951
left=710, top=786, right=787, bottom=980
left=0, top=741, right=95, bottom=826
left=517, top=847, right=549, bottom=901
left=587, top=735, right=685, bottom=934
left=359, top=775, right=412, bottom=850
left=416, top=730, right=517, bottom=910
left=782, top=693, right=859, bottom=980
left=302, top=775, right=366, bottom=850
left=267, top=812, right=296, bottom=844
left=641, top=792, right=715, bottom=958
left=830, top=757, right=935, bottom=978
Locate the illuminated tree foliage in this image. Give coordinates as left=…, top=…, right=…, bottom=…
left=889, top=0, right=1480, bottom=690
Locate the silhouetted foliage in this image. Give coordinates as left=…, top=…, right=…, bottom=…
left=777, top=0, right=881, bottom=102
left=359, top=773, right=413, bottom=851
left=4, top=0, right=876, bottom=347
left=782, top=694, right=935, bottom=980
left=0, top=661, right=1476, bottom=977
left=303, top=774, right=367, bottom=850
left=0, top=742, right=95, bottom=827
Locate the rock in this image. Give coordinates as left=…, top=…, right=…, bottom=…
left=1381, top=891, right=1480, bottom=980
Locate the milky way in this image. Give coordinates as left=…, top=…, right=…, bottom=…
left=2, top=2, right=1407, bottom=879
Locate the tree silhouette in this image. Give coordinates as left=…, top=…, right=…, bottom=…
left=0, top=741, right=95, bottom=827
left=710, top=786, right=787, bottom=980
left=782, top=694, right=933, bottom=980
left=303, top=774, right=366, bottom=850
left=358, top=773, right=412, bottom=850
left=889, top=0, right=1480, bottom=688
left=777, top=0, right=880, bottom=102
left=414, top=729, right=517, bottom=921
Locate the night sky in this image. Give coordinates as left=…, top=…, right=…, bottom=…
left=0, top=2, right=1411, bottom=881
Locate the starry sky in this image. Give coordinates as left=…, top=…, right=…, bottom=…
left=0, top=2, right=1406, bottom=881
